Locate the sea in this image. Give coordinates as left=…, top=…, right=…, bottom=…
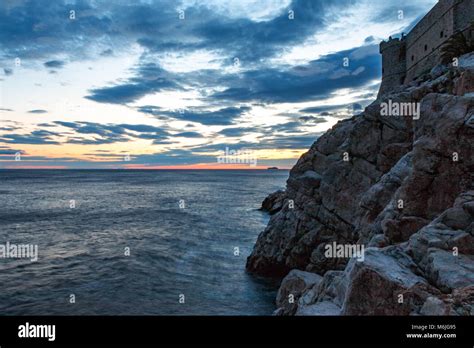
left=0, top=169, right=288, bottom=315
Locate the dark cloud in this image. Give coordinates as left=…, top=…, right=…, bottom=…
left=211, top=45, right=381, bottom=103
left=364, top=36, right=376, bottom=43
left=53, top=121, right=170, bottom=144
left=28, top=109, right=47, bottom=114
left=66, top=137, right=127, bottom=145
left=185, top=0, right=356, bottom=62
left=174, top=132, right=204, bottom=138
left=100, top=49, right=114, bottom=57
left=0, top=0, right=373, bottom=108
left=299, top=116, right=327, bottom=124
left=268, top=122, right=302, bottom=133
left=218, top=127, right=261, bottom=137
left=119, top=124, right=169, bottom=136
left=0, top=0, right=113, bottom=60
left=373, top=4, right=431, bottom=26
left=263, top=133, right=323, bottom=149
left=141, top=106, right=251, bottom=126
left=31, top=130, right=60, bottom=137
left=44, top=60, right=65, bottom=68
left=0, top=133, right=59, bottom=144
left=0, top=0, right=360, bottom=65
left=3, top=68, right=13, bottom=76
left=0, top=147, right=25, bottom=155
left=85, top=64, right=180, bottom=104
left=300, top=104, right=350, bottom=114
left=152, top=139, right=176, bottom=145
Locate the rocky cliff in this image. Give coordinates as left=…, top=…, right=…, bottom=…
left=246, top=53, right=474, bottom=315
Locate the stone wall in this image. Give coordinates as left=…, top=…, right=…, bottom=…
left=454, top=0, right=474, bottom=33
left=379, top=38, right=407, bottom=96
left=379, top=0, right=474, bottom=94
left=405, top=0, right=456, bottom=81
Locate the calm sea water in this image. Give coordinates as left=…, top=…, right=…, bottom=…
left=0, top=170, right=288, bottom=315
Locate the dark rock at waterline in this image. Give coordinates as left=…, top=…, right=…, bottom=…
left=259, top=190, right=286, bottom=215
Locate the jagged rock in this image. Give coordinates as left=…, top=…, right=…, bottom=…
left=451, top=286, right=474, bottom=315
left=454, top=70, right=474, bottom=96
left=339, top=248, right=436, bottom=315
left=420, top=297, right=450, bottom=315
left=275, top=270, right=322, bottom=315
left=459, top=52, right=474, bottom=69
left=368, top=234, right=389, bottom=248
left=260, top=190, right=286, bottom=215
left=430, top=64, right=448, bottom=80
left=424, top=249, right=474, bottom=292
left=247, top=53, right=474, bottom=315
left=296, top=301, right=341, bottom=316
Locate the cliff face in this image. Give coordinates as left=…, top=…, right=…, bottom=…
left=246, top=53, right=474, bottom=315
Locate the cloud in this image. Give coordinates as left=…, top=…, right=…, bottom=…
left=85, top=63, right=180, bottom=104
left=268, top=121, right=302, bottom=133
left=263, top=133, right=323, bottom=149
left=218, top=127, right=261, bottom=137
left=0, top=147, right=25, bottom=155
left=141, top=106, right=251, bottom=126
left=300, top=104, right=351, bottom=114
left=0, top=0, right=439, bottom=168
left=44, top=60, right=65, bottom=68
left=0, top=133, right=59, bottom=145
left=119, top=124, right=169, bottom=136
left=100, top=49, right=114, bottom=57
left=53, top=121, right=171, bottom=144
left=174, top=131, right=204, bottom=138
left=66, top=137, right=127, bottom=145
left=211, top=44, right=381, bottom=103
left=299, top=116, right=327, bottom=124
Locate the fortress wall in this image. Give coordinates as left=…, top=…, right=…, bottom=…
left=378, top=0, right=474, bottom=96
left=379, top=39, right=406, bottom=96
left=405, top=0, right=456, bottom=81
left=454, top=0, right=474, bottom=31
left=454, top=0, right=474, bottom=44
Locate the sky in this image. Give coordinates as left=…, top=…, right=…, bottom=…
left=0, top=0, right=437, bottom=169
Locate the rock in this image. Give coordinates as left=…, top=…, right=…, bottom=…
left=247, top=53, right=474, bottom=315
left=453, top=70, right=474, bottom=96
left=459, top=52, right=474, bottom=69
left=451, top=286, right=474, bottom=315
left=275, top=270, right=323, bottom=315
left=430, top=64, right=448, bottom=79
left=287, top=170, right=322, bottom=191
left=424, top=249, right=474, bottom=292
left=368, top=234, right=389, bottom=248
left=339, top=248, right=436, bottom=315
left=296, top=301, right=341, bottom=316
left=420, top=297, right=450, bottom=315
left=260, top=190, right=286, bottom=215
left=405, top=191, right=474, bottom=294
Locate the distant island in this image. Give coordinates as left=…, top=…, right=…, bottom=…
left=267, top=167, right=279, bottom=170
